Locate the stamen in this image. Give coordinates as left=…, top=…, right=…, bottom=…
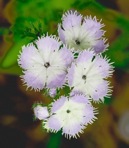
left=75, top=39, right=80, bottom=45
left=82, top=75, right=86, bottom=80
left=44, top=62, right=50, bottom=68
left=66, top=109, right=71, bottom=113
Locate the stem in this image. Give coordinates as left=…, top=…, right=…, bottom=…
left=46, top=131, right=62, bottom=148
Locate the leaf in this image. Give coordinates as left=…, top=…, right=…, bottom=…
left=1, top=38, right=30, bottom=68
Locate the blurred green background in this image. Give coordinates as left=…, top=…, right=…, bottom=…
left=0, top=0, right=129, bottom=147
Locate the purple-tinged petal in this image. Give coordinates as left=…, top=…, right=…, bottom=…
left=84, top=16, right=104, bottom=30
left=70, top=90, right=84, bottom=97
left=18, top=44, right=43, bottom=70
left=36, top=35, right=61, bottom=53
left=22, top=68, right=46, bottom=90
left=60, top=46, right=74, bottom=67
left=94, top=39, right=108, bottom=53
left=47, top=72, right=66, bottom=89
left=51, top=96, right=66, bottom=113
left=47, top=115, right=62, bottom=131
left=94, top=56, right=113, bottom=78
left=62, top=10, right=82, bottom=29
left=77, top=50, right=94, bottom=63
left=62, top=123, right=84, bottom=138
left=71, top=94, right=90, bottom=104
left=58, top=24, right=65, bottom=43
left=91, top=80, right=110, bottom=102
left=94, top=30, right=105, bottom=39
left=83, top=105, right=98, bottom=125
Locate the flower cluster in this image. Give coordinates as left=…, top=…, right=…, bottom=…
left=18, top=10, right=114, bottom=139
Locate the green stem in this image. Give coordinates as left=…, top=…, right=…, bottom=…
left=46, top=131, right=62, bottom=148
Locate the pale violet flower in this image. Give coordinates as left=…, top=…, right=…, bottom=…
left=58, top=10, right=108, bottom=53
left=43, top=95, right=97, bottom=139
left=18, top=35, right=73, bottom=91
left=67, top=50, right=113, bottom=102
left=34, top=105, right=49, bottom=120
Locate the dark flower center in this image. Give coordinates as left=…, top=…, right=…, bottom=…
left=66, top=109, right=71, bottom=113
left=44, top=62, right=50, bottom=68
left=82, top=75, right=87, bottom=80
left=75, top=39, right=80, bottom=45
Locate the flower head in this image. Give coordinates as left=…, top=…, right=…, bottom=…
left=18, top=35, right=73, bottom=91
left=67, top=50, right=113, bottom=102
left=43, top=95, right=97, bottom=139
left=58, top=10, right=108, bottom=53
left=33, top=105, right=49, bottom=120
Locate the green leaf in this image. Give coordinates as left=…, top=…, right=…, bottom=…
left=105, top=32, right=129, bottom=69
left=1, top=38, right=30, bottom=68
left=104, top=97, right=113, bottom=105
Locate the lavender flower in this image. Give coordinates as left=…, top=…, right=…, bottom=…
left=67, top=50, right=114, bottom=102
left=43, top=95, right=97, bottom=139
left=34, top=105, right=49, bottom=120
left=18, top=35, right=73, bottom=91
left=58, top=10, right=108, bottom=53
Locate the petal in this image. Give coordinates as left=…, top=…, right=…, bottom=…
left=51, top=96, right=66, bottom=113
left=36, top=35, right=61, bottom=51
left=59, top=46, right=73, bottom=67
left=71, top=94, right=90, bottom=104
left=46, top=68, right=66, bottom=88
left=18, top=44, right=43, bottom=70
left=36, top=36, right=62, bottom=62
left=58, top=24, right=65, bottom=43
left=77, top=50, right=94, bottom=64
left=62, top=10, right=82, bottom=29
left=22, top=68, right=46, bottom=90
left=83, top=105, right=97, bottom=124
left=84, top=16, right=104, bottom=30
left=68, top=64, right=84, bottom=88
left=93, top=39, right=107, bottom=53
left=62, top=123, right=84, bottom=138
left=91, top=80, right=110, bottom=102
left=47, top=115, right=62, bottom=131
left=84, top=77, right=103, bottom=97
left=94, top=56, right=113, bottom=78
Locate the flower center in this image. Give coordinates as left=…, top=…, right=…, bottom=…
left=82, top=75, right=87, bottom=80
left=44, top=62, right=50, bottom=68
left=66, top=109, right=71, bottom=113
left=75, top=39, right=80, bottom=45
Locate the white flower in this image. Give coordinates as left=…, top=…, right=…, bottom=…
left=43, top=95, right=97, bottom=139
left=58, top=10, right=108, bottom=53
left=34, top=105, right=49, bottom=120
left=67, top=50, right=114, bottom=102
left=18, top=35, right=73, bottom=91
